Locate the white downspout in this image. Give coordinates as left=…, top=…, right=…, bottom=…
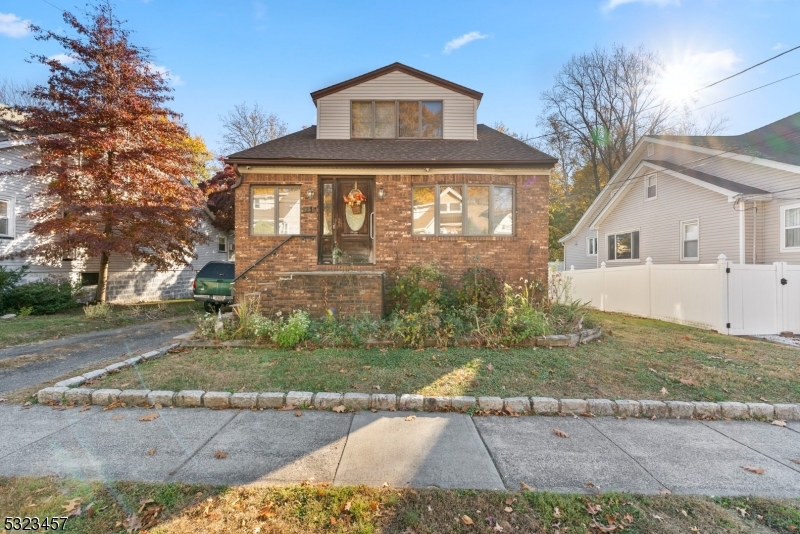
left=753, top=202, right=757, bottom=264
left=596, top=229, right=600, bottom=268
left=738, top=198, right=745, bottom=265
left=562, top=243, right=566, bottom=271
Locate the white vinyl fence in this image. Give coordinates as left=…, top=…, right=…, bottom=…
left=564, top=254, right=800, bottom=336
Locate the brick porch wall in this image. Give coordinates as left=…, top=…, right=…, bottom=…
left=234, top=172, right=549, bottom=317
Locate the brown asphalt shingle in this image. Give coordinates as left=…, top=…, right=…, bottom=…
left=225, top=124, right=557, bottom=167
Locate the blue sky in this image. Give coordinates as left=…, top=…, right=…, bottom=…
left=1, top=0, right=798, bottom=155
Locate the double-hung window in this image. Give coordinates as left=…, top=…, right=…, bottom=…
left=607, top=230, right=639, bottom=261
left=411, top=185, right=514, bottom=236
left=251, top=186, right=301, bottom=235
left=680, top=220, right=699, bottom=260
left=217, top=235, right=228, bottom=253
left=587, top=237, right=597, bottom=256
left=645, top=173, right=657, bottom=200
left=0, top=198, right=13, bottom=238
left=781, top=204, right=800, bottom=252
left=351, top=101, right=443, bottom=139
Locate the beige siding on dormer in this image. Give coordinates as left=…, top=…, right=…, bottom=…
left=316, top=71, right=478, bottom=140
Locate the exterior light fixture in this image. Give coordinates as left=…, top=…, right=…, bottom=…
left=306, top=187, right=316, bottom=200
left=378, top=187, right=386, bottom=200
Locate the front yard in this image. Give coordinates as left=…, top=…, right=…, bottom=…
left=0, top=300, right=203, bottom=348
left=2, top=476, right=798, bottom=533
left=90, top=312, right=800, bottom=403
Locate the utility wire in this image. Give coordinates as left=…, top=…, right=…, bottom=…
left=697, top=44, right=800, bottom=91
left=693, top=71, right=800, bottom=111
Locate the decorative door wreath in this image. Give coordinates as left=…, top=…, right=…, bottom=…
left=343, top=183, right=367, bottom=231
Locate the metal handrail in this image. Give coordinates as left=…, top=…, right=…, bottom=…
left=233, top=234, right=316, bottom=282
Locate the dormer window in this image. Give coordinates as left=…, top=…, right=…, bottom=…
left=351, top=101, right=442, bottom=139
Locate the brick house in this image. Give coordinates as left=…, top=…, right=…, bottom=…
left=226, top=63, right=556, bottom=316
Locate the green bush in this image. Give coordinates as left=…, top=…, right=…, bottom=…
left=2, top=278, right=78, bottom=315
left=456, top=267, right=503, bottom=312
left=388, top=262, right=452, bottom=313
left=390, top=302, right=456, bottom=348
left=272, top=310, right=311, bottom=348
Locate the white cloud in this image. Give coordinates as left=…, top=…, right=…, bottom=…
left=683, top=49, right=740, bottom=72
left=49, top=53, right=76, bottom=65
left=147, top=63, right=184, bottom=86
left=443, top=31, right=488, bottom=54
left=603, top=0, right=679, bottom=11
left=0, top=12, right=31, bottom=38
left=773, top=42, right=785, bottom=51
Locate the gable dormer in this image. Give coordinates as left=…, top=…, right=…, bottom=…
left=311, top=63, right=482, bottom=141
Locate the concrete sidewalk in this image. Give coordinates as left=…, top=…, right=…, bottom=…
left=0, top=404, right=798, bottom=497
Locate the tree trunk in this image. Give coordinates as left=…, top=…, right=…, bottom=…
left=95, top=251, right=110, bottom=303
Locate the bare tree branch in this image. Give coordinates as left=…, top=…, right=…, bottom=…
left=220, top=102, right=288, bottom=154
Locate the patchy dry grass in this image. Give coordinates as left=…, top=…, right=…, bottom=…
left=92, top=312, right=800, bottom=403
left=1, top=476, right=798, bottom=533
left=0, top=300, right=202, bottom=348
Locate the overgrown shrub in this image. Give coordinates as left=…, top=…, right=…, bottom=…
left=390, top=302, right=456, bottom=348
left=456, top=267, right=503, bottom=312
left=2, top=278, right=78, bottom=315
left=389, top=262, right=452, bottom=313
left=272, top=310, right=311, bottom=348
left=311, top=313, right=382, bottom=348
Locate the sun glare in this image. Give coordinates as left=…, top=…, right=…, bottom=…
left=659, top=62, right=700, bottom=104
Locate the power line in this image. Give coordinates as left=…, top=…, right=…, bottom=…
left=692, top=71, right=800, bottom=111
left=697, top=44, right=800, bottom=91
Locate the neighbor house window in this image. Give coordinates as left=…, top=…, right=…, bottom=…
left=351, top=101, right=442, bottom=139
left=681, top=220, right=699, bottom=260
left=587, top=237, right=597, bottom=256
left=645, top=173, right=657, bottom=200
left=0, top=199, right=12, bottom=238
left=781, top=204, right=800, bottom=252
left=607, top=230, right=639, bottom=261
left=217, top=235, right=227, bottom=253
left=251, top=186, right=301, bottom=235
left=411, top=185, right=513, bottom=236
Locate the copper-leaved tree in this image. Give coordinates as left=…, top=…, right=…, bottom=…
left=10, top=3, right=206, bottom=302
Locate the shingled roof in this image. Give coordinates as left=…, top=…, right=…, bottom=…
left=225, top=124, right=557, bottom=168
left=650, top=111, right=800, bottom=168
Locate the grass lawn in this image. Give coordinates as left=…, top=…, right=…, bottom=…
left=0, top=300, right=203, bottom=348
left=1, top=476, right=798, bottom=533
left=91, top=312, right=800, bottom=403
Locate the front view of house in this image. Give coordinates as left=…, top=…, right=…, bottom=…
left=226, top=63, right=556, bottom=316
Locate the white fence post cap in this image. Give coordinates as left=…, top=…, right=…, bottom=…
left=570, top=265, right=575, bottom=271
left=717, top=254, right=728, bottom=263
left=600, top=261, right=606, bottom=268
left=646, top=257, right=653, bottom=265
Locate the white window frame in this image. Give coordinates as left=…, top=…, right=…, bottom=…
left=0, top=197, right=14, bottom=239
left=217, top=235, right=227, bottom=253
left=646, top=143, right=654, bottom=157
left=780, top=203, right=800, bottom=252
left=586, top=236, right=597, bottom=256
left=644, top=173, right=657, bottom=201
left=680, top=219, right=700, bottom=262
left=606, top=229, right=640, bottom=262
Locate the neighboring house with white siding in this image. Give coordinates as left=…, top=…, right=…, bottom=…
left=560, top=112, right=800, bottom=270
left=0, top=123, right=233, bottom=303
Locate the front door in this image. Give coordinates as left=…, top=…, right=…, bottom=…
left=319, top=177, right=375, bottom=264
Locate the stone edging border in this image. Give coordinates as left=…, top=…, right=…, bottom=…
left=35, top=336, right=799, bottom=421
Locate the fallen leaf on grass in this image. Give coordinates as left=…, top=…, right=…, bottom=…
left=372, top=385, right=381, bottom=390
left=590, top=520, right=618, bottom=532
left=461, top=515, right=474, bottom=525
left=332, top=405, right=346, bottom=413
left=138, top=412, right=159, bottom=422
left=553, top=507, right=561, bottom=518
left=257, top=504, right=277, bottom=519
left=771, top=420, right=787, bottom=427
left=405, top=415, right=416, bottom=421
left=586, top=503, right=601, bottom=515
left=679, top=378, right=697, bottom=386
left=736, top=507, right=749, bottom=517
left=504, top=506, right=513, bottom=513
left=660, top=387, right=668, bottom=396
left=652, top=514, right=663, bottom=521
left=486, top=363, right=494, bottom=371
left=214, top=450, right=228, bottom=459
left=294, top=410, right=302, bottom=417
left=62, top=498, right=81, bottom=515
left=147, top=448, right=156, bottom=456
left=553, top=428, right=569, bottom=438
left=112, top=415, right=124, bottom=421
left=760, top=396, right=771, bottom=402
left=681, top=510, right=688, bottom=517
left=742, top=465, right=764, bottom=475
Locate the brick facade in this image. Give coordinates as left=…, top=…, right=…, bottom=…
left=234, top=172, right=549, bottom=317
